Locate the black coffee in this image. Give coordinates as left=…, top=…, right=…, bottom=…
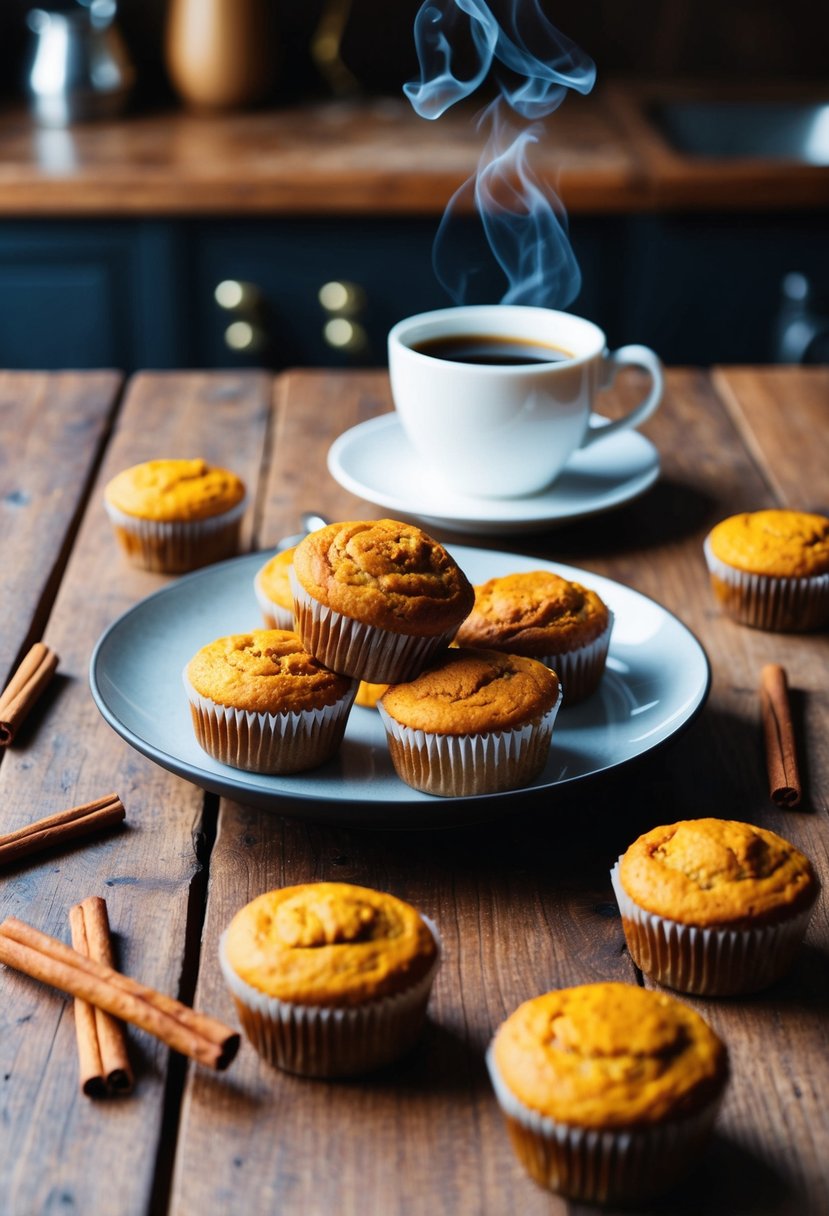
left=413, top=333, right=573, bottom=366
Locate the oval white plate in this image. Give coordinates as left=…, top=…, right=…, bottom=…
left=327, top=414, right=660, bottom=535
left=89, top=546, right=709, bottom=829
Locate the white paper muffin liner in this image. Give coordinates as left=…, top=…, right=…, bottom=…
left=610, top=861, right=817, bottom=996
left=536, top=612, right=614, bottom=705
left=219, top=917, right=441, bottom=1077
left=290, top=569, right=457, bottom=683
left=376, top=688, right=562, bottom=798
left=183, top=671, right=356, bottom=774
left=104, top=494, right=247, bottom=573
left=486, top=1044, right=723, bottom=1204
left=703, top=536, right=829, bottom=632
left=253, top=567, right=295, bottom=630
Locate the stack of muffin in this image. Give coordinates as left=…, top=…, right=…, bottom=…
left=183, top=517, right=616, bottom=798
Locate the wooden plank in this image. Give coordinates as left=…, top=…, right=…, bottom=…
left=712, top=367, right=829, bottom=512
left=173, top=369, right=829, bottom=1215
left=0, top=372, right=272, bottom=1216
left=257, top=369, right=393, bottom=548
left=0, top=370, right=121, bottom=690
left=597, top=368, right=829, bottom=1216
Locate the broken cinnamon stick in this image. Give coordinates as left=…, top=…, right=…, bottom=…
left=760, top=664, right=802, bottom=808
left=0, top=917, right=239, bottom=1071
left=0, top=793, right=125, bottom=867
left=69, top=898, right=134, bottom=1096
left=0, top=642, right=59, bottom=746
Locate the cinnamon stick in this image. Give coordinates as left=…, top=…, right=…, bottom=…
left=0, top=794, right=125, bottom=867
left=68, top=904, right=107, bottom=1097
left=0, top=917, right=239, bottom=1071
left=760, top=664, right=802, bottom=808
left=69, top=898, right=134, bottom=1096
left=0, top=643, right=59, bottom=746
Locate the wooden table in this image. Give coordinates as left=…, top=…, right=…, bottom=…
left=0, top=366, right=827, bottom=1216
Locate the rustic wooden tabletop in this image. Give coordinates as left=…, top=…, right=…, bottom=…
left=0, top=366, right=827, bottom=1216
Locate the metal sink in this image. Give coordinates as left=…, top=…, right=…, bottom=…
left=649, top=100, right=829, bottom=164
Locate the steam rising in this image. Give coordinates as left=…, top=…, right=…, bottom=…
left=406, top=1, right=595, bottom=309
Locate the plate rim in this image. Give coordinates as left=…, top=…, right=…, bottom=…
left=327, top=413, right=660, bottom=530
left=89, top=547, right=710, bottom=826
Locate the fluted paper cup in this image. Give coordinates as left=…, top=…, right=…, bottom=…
left=487, top=1044, right=723, bottom=1204
left=183, top=671, right=356, bottom=774
left=290, top=569, right=455, bottom=683
left=703, top=537, right=829, bottom=632
left=105, top=495, right=247, bottom=573
left=536, top=612, right=613, bottom=705
left=219, top=919, right=441, bottom=1078
left=253, top=565, right=295, bottom=629
left=611, top=861, right=817, bottom=996
left=376, top=688, right=562, bottom=798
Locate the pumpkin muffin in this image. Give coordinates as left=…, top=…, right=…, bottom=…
left=254, top=548, right=295, bottom=629
left=184, top=629, right=357, bottom=774
left=104, top=457, right=247, bottom=573
left=703, top=509, right=829, bottom=631
left=611, top=818, right=819, bottom=996
left=455, top=569, right=613, bottom=704
left=488, top=982, right=728, bottom=1204
left=290, top=519, right=474, bottom=684
left=376, top=647, right=562, bottom=798
left=219, top=882, right=440, bottom=1076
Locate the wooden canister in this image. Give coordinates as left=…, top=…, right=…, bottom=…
left=164, top=0, right=274, bottom=110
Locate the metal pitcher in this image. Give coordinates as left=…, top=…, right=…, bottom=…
left=26, top=0, right=135, bottom=126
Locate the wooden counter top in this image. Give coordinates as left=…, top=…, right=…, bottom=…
left=0, top=82, right=826, bottom=218
left=0, top=94, right=637, bottom=218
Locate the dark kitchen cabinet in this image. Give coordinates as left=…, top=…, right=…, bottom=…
left=184, top=216, right=615, bottom=370
left=619, top=212, right=829, bottom=365
left=0, top=215, right=612, bottom=372
left=0, top=212, right=824, bottom=372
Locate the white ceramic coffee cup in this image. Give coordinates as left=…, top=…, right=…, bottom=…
left=387, top=305, right=663, bottom=499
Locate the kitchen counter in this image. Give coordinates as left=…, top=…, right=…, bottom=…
left=0, top=81, right=826, bottom=217
left=0, top=364, right=827, bottom=1215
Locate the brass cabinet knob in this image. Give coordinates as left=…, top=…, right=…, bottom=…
left=318, top=280, right=365, bottom=316
left=224, top=320, right=266, bottom=352
left=214, top=280, right=262, bottom=312
left=323, top=316, right=367, bottom=353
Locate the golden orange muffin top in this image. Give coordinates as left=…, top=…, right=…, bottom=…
left=708, top=510, right=829, bottom=578
left=354, top=681, right=390, bottom=709
left=292, top=519, right=474, bottom=637
left=186, top=629, right=354, bottom=714
left=456, top=570, right=610, bottom=656
left=379, top=648, right=560, bottom=735
left=619, top=818, right=818, bottom=929
left=104, top=458, right=246, bottom=522
left=255, top=547, right=295, bottom=610
left=223, top=882, right=438, bottom=1005
left=492, top=982, right=727, bottom=1128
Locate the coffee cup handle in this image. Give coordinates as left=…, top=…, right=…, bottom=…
left=582, top=344, right=664, bottom=448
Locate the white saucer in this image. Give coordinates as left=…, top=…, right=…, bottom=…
left=327, top=414, right=660, bottom=535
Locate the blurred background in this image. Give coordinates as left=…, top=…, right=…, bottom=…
left=0, top=0, right=827, bottom=372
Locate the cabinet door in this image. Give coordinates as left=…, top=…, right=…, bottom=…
left=189, top=217, right=452, bottom=369
left=0, top=223, right=181, bottom=371
left=621, top=212, right=829, bottom=364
